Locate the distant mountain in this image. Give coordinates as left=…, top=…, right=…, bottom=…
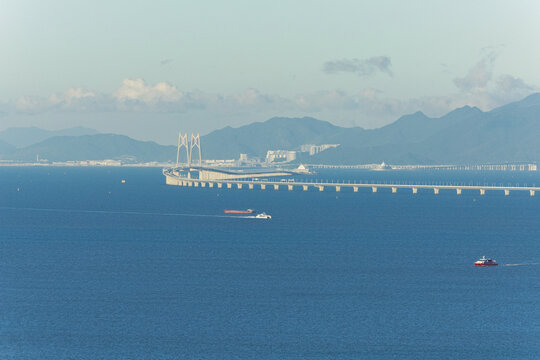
left=201, top=94, right=540, bottom=164
left=5, top=134, right=176, bottom=162
left=309, top=94, right=540, bottom=164
left=0, top=126, right=99, bottom=148
left=0, top=139, right=15, bottom=154
left=199, top=108, right=488, bottom=160
left=202, top=117, right=362, bottom=159
left=1, top=94, right=539, bottom=164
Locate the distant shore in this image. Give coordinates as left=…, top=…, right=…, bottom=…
left=0, top=162, right=173, bottom=168
left=0, top=161, right=537, bottom=172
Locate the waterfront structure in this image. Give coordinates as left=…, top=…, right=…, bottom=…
left=163, top=167, right=539, bottom=197
left=176, top=133, right=202, bottom=167
left=174, top=165, right=294, bottom=181
left=307, top=163, right=538, bottom=172
left=165, top=131, right=538, bottom=195
left=265, top=150, right=297, bottom=163
left=300, top=144, right=340, bottom=156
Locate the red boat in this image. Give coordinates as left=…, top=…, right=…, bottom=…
left=224, top=209, right=255, bottom=214
left=474, top=256, right=498, bottom=267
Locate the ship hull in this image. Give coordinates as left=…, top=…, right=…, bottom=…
left=224, top=209, right=255, bottom=214
left=474, top=263, right=498, bottom=267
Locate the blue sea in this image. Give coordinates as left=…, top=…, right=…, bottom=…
left=1, top=167, right=539, bottom=359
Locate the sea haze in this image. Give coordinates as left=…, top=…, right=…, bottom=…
left=1, top=167, right=539, bottom=359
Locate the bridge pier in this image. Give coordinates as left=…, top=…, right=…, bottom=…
left=167, top=176, right=180, bottom=185
left=166, top=170, right=540, bottom=198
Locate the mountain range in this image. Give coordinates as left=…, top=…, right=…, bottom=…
left=201, top=93, right=540, bottom=164
left=0, top=126, right=99, bottom=148
left=1, top=93, right=540, bottom=164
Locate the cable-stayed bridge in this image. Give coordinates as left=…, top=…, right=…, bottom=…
left=163, top=168, right=538, bottom=196
left=163, top=132, right=539, bottom=196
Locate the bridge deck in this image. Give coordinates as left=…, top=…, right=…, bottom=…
left=163, top=168, right=540, bottom=194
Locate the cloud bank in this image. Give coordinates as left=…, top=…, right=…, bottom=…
left=323, top=56, right=393, bottom=76
left=2, top=54, right=537, bottom=133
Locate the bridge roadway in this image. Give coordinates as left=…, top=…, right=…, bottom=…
left=163, top=169, right=539, bottom=196
left=171, top=165, right=294, bottom=180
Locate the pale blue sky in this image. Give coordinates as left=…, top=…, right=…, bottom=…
left=1, top=0, right=539, bottom=144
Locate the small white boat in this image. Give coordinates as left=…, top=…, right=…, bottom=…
left=255, top=212, right=272, bottom=219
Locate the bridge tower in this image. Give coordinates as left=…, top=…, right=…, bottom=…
left=175, top=132, right=202, bottom=167
left=175, top=133, right=190, bottom=167
left=190, top=133, right=202, bottom=166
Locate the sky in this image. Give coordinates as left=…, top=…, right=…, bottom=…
left=0, top=0, right=539, bottom=144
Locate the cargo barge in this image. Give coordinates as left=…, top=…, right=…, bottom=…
left=224, top=209, right=255, bottom=214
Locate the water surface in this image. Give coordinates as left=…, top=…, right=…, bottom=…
left=1, top=167, right=539, bottom=359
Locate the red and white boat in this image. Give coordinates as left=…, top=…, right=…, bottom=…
left=474, top=256, right=498, bottom=267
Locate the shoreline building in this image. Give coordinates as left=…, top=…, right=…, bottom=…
left=265, top=150, right=297, bottom=163
left=300, top=144, right=340, bottom=156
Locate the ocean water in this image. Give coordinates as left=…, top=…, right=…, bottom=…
left=1, top=167, right=539, bottom=359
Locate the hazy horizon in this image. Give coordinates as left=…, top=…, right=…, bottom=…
left=1, top=0, right=539, bottom=144
left=2, top=92, right=538, bottom=147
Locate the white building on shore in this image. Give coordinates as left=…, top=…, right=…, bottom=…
left=265, top=150, right=297, bottom=163
left=300, top=144, right=340, bottom=156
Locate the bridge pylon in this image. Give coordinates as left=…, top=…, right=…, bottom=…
left=190, top=133, right=202, bottom=166
left=175, top=132, right=202, bottom=168
left=176, top=133, right=190, bottom=167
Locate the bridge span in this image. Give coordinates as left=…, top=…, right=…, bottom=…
left=163, top=168, right=539, bottom=196
left=171, top=165, right=294, bottom=180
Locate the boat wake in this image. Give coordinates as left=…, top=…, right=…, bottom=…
left=504, top=262, right=540, bottom=267
left=0, top=206, right=260, bottom=219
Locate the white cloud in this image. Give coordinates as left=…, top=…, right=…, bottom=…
left=15, top=96, right=50, bottom=113
left=453, top=52, right=497, bottom=92
left=15, top=88, right=110, bottom=114
left=49, top=88, right=103, bottom=111
left=496, top=74, right=532, bottom=92
left=51, top=88, right=96, bottom=104
left=114, top=78, right=183, bottom=104
left=4, top=66, right=538, bottom=131
left=231, top=88, right=273, bottom=106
